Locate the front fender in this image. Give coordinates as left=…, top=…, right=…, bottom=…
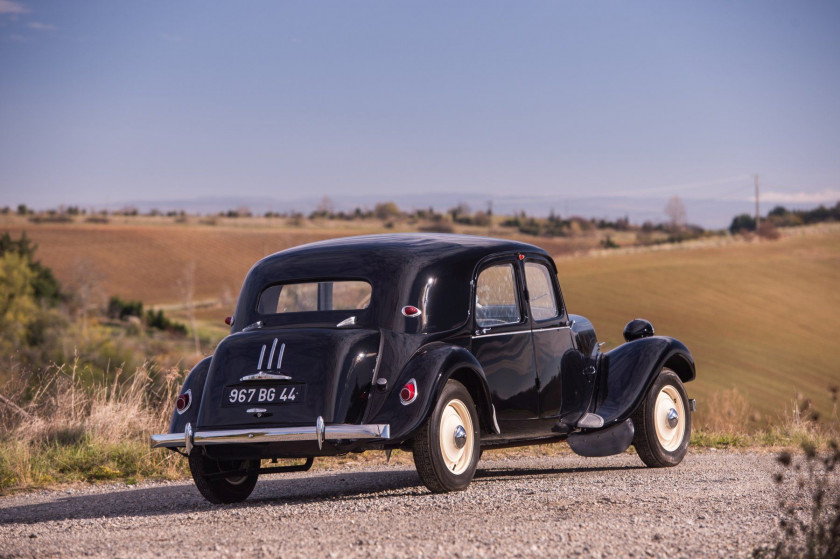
left=168, top=356, right=212, bottom=434
left=368, top=342, right=494, bottom=443
left=593, top=336, right=694, bottom=426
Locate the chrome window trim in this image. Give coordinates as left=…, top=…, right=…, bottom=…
left=531, top=326, right=571, bottom=333
left=471, top=328, right=532, bottom=339
left=472, top=325, right=570, bottom=339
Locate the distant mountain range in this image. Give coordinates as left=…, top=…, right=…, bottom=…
left=103, top=193, right=820, bottom=230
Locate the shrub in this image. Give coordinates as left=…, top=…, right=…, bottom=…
left=107, top=296, right=144, bottom=320
left=145, top=309, right=187, bottom=335
left=0, top=232, right=63, bottom=304
left=600, top=235, right=620, bottom=249
left=753, top=442, right=840, bottom=558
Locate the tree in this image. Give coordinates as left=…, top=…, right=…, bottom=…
left=729, top=214, right=756, bottom=234
left=0, top=252, right=38, bottom=353
left=374, top=202, right=401, bottom=220
left=0, top=232, right=62, bottom=304
left=664, top=196, right=687, bottom=231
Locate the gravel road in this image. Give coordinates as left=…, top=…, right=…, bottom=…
left=0, top=450, right=803, bottom=558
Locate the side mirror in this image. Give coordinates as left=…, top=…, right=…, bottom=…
left=623, top=318, right=654, bottom=342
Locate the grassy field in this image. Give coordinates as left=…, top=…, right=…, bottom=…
left=1, top=220, right=839, bottom=491
left=0, top=218, right=605, bottom=305
left=560, top=226, right=840, bottom=423
left=3, top=218, right=839, bottom=425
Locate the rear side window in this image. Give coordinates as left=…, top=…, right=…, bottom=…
left=524, top=262, right=559, bottom=321
left=257, top=281, right=371, bottom=314
left=475, top=264, right=521, bottom=327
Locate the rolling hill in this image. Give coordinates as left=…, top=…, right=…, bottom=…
left=4, top=219, right=839, bottom=423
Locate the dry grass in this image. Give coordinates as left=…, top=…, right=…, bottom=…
left=0, top=358, right=186, bottom=492
left=691, top=387, right=840, bottom=449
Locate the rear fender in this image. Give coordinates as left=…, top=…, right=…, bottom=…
left=368, top=342, right=495, bottom=442
left=168, top=356, right=212, bottom=434
left=593, top=336, right=694, bottom=426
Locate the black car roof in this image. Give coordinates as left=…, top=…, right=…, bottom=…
left=261, top=233, right=545, bottom=266
left=232, top=233, right=552, bottom=334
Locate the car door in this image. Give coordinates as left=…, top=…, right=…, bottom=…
left=470, top=258, right=540, bottom=438
left=522, top=259, right=576, bottom=423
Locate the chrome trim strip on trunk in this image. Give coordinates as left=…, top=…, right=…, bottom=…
left=150, top=423, right=391, bottom=449
left=239, top=371, right=293, bottom=381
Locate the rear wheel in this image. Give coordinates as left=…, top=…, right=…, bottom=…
left=631, top=368, right=691, bottom=467
left=188, top=450, right=259, bottom=504
left=412, top=380, right=481, bottom=493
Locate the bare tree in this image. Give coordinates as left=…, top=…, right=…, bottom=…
left=316, top=196, right=334, bottom=215
left=70, top=258, right=103, bottom=339
left=177, top=261, right=201, bottom=355
left=664, top=196, right=687, bottom=231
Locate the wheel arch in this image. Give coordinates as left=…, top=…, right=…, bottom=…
left=440, top=366, right=497, bottom=437
left=593, top=336, right=695, bottom=426
left=168, top=356, right=212, bottom=434
left=370, top=343, right=496, bottom=442
left=663, top=351, right=695, bottom=384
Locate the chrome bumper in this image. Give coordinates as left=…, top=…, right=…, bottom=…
left=150, top=417, right=390, bottom=452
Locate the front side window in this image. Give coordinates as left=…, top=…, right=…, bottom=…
left=257, top=281, right=371, bottom=314
left=524, top=262, right=559, bottom=321
left=475, top=264, right=521, bottom=328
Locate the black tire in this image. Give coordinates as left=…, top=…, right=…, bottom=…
left=631, top=368, right=691, bottom=468
left=412, top=379, right=481, bottom=493
left=188, top=450, right=260, bottom=504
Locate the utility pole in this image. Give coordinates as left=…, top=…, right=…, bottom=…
left=754, top=174, right=760, bottom=241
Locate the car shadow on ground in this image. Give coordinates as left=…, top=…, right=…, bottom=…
left=0, top=462, right=637, bottom=525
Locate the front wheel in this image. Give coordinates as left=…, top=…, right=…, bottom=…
left=412, top=380, right=481, bottom=493
left=631, top=368, right=691, bottom=467
left=188, top=450, right=260, bottom=504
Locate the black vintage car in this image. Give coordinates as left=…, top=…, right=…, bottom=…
left=152, top=234, right=695, bottom=503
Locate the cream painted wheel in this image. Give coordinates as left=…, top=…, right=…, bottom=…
left=631, top=368, right=691, bottom=468
left=653, top=386, right=685, bottom=452
left=439, top=399, right=475, bottom=475
left=413, top=380, right=481, bottom=493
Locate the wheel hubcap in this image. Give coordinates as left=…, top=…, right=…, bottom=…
left=453, top=425, right=467, bottom=449
left=653, top=386, right=685, bottom=452
left=439, top=399, right=474, bottom=475
left=667, top=407, right=679, bottom=428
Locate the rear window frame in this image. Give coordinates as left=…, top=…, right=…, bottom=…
left=254, top=278, right=373, bottom=318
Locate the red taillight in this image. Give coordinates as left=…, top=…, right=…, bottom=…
left=402, top=305, right=421, bottom=318
left=176, top=390, right=192, bottom=414
left=225, top=316, right=233, bottom=326
left=400, top=379, right=417, bottom=405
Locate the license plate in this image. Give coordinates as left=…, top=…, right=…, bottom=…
left=223, top=384, right=305, bottom=406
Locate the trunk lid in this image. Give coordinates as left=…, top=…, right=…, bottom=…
left=197, top=328, right=381, bottom=429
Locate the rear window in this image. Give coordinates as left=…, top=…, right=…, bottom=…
left=257, top=281, right=371, bottom=314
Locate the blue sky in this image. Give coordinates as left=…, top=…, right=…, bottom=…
left=1, top=1, right=839, bottom=221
